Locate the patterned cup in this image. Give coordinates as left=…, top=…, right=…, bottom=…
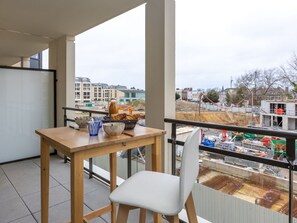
left=87, top=121, right=101, bottom=136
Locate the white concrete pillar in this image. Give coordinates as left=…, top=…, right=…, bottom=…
left=145, top=0, right=175, bottom=173
left=49, top=36, right=75, bottom=127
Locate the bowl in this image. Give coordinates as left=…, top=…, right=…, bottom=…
left=74, top=116, right=90, bottom=128
left=103, top=122, right=125, bottom=136
left=103, top=116, right=138, bottom=130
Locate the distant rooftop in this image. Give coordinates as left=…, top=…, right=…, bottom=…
left=75, top=77, right=91, bottom=82
left=92, top=83, right=109, bottom=88
left=109, top=85, right=127, bottom=90
left=120, top=89, right=145, bottom=93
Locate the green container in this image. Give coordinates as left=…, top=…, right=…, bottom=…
left=270, top=139, right=297, bottom=157
left=243, top=133, right=255, bottom=139
left=235, top=135, right=243, bottom=141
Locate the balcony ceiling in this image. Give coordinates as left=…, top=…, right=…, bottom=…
left=0, top=0, right=145, bottom=66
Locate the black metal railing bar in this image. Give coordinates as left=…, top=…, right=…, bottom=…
left=165, top=118, right=297, bottom=223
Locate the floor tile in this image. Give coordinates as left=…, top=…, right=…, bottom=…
left=62, top=174, right=108, bottom=195
left=9, top=215, right=37, bottom=223
left=33, top=201, right=106, bottom=223
left=0, top=172, right=19, bottom=202
left=100, top=208, right=167, bottom=223
left=0, top=166, right=4, bottom=176
left=33, top=156, right=102, bottom=195
left=33, top=156, right=70, bottom=185
left=22, top=185, right=70, bottom=213
left=0, top=196, right=30, bottom=223
left=2, top=160, right=59, bottom=196
left=83, top=185, right=111, bottom=210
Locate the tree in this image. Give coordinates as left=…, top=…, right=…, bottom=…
left=235, top=69, right=281, bottom=105
left=279, top=53, right=297, bottom=97
left=236, top=70, right=260, bottom=105
left=225, top=92, right=231, bottom=106
left=175, top=92, right=180, bottom=100
left=233, top=86, right=246, bottom=105
left=202, top=89, right=219, bottom=103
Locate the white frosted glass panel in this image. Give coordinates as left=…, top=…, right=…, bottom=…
left=0, top=68, right=55, bottom=163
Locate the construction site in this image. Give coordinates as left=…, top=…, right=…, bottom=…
left=176, top=101, right=259, bottom=126
left=174, top=101, right=297, bottom=216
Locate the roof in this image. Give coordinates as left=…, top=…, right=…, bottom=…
left=75, top=77, right=91, bottom=82
left=120, top=89, right=145, bottom=93
left=0, top=0, right=145, bottom=66
left=92, top=83, right=109, bottom=88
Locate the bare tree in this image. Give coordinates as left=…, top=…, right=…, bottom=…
left=236, top=69, right=261, bottom=90
left=235, top=68, right=283, bottom=105
left=260, top=68, right=283, bottom=96
left=235, top=70, right=262, bottom=105
left=288, top=53, right=297, bottom=72
left=279, top=53, right=297, bottom=96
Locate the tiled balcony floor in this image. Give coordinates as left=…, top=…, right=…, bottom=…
left=0, top=155, right=210, bottom=223
left=0, top=155, right=147, bottom=223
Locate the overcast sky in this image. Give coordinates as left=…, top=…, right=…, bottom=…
left=71, top=0, right=297, bottom=90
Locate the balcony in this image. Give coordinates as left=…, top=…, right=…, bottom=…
left=2, top=1, right=297, bottom=223
left=1, top=104, right=297, bottom=223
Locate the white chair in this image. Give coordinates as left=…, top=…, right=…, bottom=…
left=109, top=128, right=200, bottom=223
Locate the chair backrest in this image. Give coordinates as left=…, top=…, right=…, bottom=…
left=179, top=127, right=200, bottom=206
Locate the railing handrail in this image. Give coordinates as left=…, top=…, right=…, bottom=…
left=62, top=106, right=109, bottom=115
left=164, top=118, right=297, bottom=139
left=164, top=118, right=296, bottom=223
left=168, top=138, right=290, bottom=169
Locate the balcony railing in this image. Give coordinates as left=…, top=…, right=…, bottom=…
left=164, top=118, right=297, bottom=223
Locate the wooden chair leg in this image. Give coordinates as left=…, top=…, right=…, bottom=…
left=165, top=215, right=179, bottom=223
left=139, top=208, right=146, bottom=223
left=117, top=204, right=130, bottom=223
left=185, top=192, right=198, bottom=223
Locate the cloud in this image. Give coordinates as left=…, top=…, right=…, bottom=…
left=71, top=1, right=297, bottom=90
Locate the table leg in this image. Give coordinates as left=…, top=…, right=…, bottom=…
left=152, top=135, right=162, bottom=172
left=71, top=152, right=84, bottom=223
left=152, top=136, right=162, bottom=223
left=109, top=153, right=117, bottom=223
left=41, top=138, right=50, bottom=223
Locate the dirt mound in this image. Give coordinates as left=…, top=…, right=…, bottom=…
left=175, top=101, right=259, bottom=126
left=176, top=101, right=207, bottom=112
left=176, top=111, right=259, bottom=126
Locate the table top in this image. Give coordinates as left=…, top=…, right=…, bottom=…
left=36, top=125, right=165, bottom=153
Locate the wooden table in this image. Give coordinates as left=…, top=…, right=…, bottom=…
left=36, top=125, right=165, bottom=223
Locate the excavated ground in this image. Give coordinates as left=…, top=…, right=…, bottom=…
left=176, top=101, right=259, bottom=126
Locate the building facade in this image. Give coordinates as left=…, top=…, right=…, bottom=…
left=91, top=83, right=125, bottom=102
left=119, top=89, right=145, bottom=103
left=75, top=77, right=91, bottom=102
left=260, top=100, right=297, bottom=131
left=75, top=77, right=127, bottom=103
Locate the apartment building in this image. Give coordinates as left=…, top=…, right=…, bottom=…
left=75, top=77, right=126, bottom=103
left=75, top=77, right=91, bottom=102
left=92, top=83, right=125, bottom=102
left=119, top=89, right=145, bottom=103
left=260, top=100, right=297, bottom=131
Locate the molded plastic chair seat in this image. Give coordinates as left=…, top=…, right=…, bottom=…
left=110, top=128, right=201, bottom=223
left=110, top=171, right=180, bottom=215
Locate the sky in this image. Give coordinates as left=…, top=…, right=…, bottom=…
left=45, top=0, right=297, bottom=90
